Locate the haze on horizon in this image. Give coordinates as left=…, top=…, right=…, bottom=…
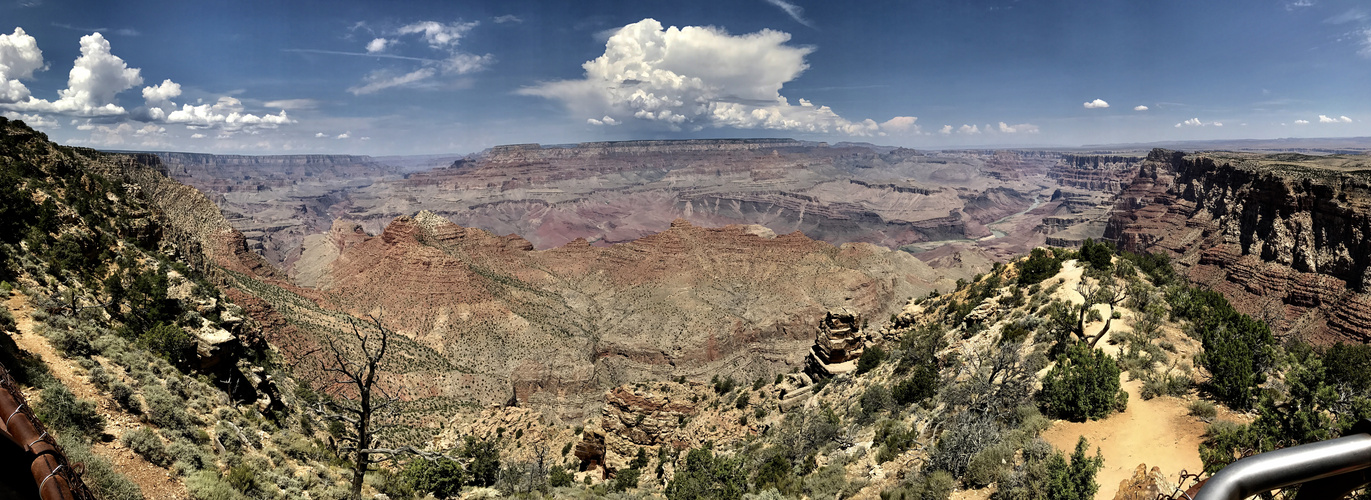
left=0, top=0, right=1368, bottom=155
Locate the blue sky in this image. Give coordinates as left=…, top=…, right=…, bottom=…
left=1, top=0, right=1368, bottom=154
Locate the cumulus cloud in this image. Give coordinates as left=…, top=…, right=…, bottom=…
left=336, top=132, right=350, bottom=139
left=165, top=96, right=294, bottom=131
left=519, top=19, right=895, bottom=136
left=70, top=122, right=170, bottom=147
left=880, top=116, right=919, bottom=133
left=1134, top=105, right=1148, bottom=111
left=2, top=111, right=57, bottom=128
left=365, top=38, right=389, bottom=53
left=957, top=124, right=980, bottom=135
left=1295, top=119, right=1310, bottom=124
left=0, top=28, right=45, bottom=103
left=1083, top=99, right=1109, bottom=109
left=315, top=132, right=326, bottom=137
left=587, top=115, right=620, bottom=126
left=6, top=32, right=142, bottom=116
left=190, top=133, right=205, bottom=138
left=938, top=125, right=952, bottom=135
left=1319, top=114, right=1354, bottom=123
left=997, top=121, right=1039, bottom=133
left=2, top=29, right=292, bottom=138
left=763, top=0, right=814, bottom=28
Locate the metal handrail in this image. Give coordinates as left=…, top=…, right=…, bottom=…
left=1194, top=420, right=1371, bottom=500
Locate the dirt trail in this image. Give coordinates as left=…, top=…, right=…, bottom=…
left=5, top=291, right=188, bottom=499
left=1041, top=378, right=1207, bottom=500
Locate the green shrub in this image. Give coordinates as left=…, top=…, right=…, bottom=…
left=735, top=391, right=750, bottom=410
left=1198, top=420, right=1254, bottom=475
left=138, top=322, right=196, bottom=365
left=612, top=468, right=641, bottom=492
left=666, top=444, right=745, bottom=500
left=122, top=428, right=171, bottom=466
left=859, top=384, right=893, bottom=422
left=753, top=454, right=796, bottom=494
left=802, top=463, right=853, bottom=500
left=1018, top=248, right=1062, bottom=285
left=1078, top=238, right=1114, bottom=271
left=1169, top=287, right=1274, bottom=410
left=893, top=365, right=938, bottom=406
left=110, top=384, right=141, bottom=414
left=36, top=383, right=105, bottom=438
left=1044, top=436, right=1103, bottom=500
left=1038, top=343, right=1126, bottom=421
left=226, top=465, right=259, bottom=496
left=186, top=470, right=247, bottom=500
left=548, top=465, right=573, bottom=488
left=1188, top=400, right=1217, bottom=419
left=856, top=346, right=887, bottom=375
left=881, top=470, right=953, bottom=500
left=59, top=434, right=144, bottom=500
left=965, top=440, right=1015, bottom=487
left=711, top=375, right=737, bottom=395
left=144, top=383, right=194, bottom=436
left=401, top=458, right=465, bottom=499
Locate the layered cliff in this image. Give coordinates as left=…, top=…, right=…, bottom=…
left=1105, top=149, right=1371, bottom=342
left=281, top=212, right=947, bottom=419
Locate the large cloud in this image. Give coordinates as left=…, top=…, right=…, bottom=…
left=0, top=28, right=45, bottom=103
left=1, top=28, right=293, bottom=136
left=1319, top=114, right=1353, bottom=123
left=6, top=32, right=142, bottom=116
left=519, top=19, right=900, bottom=136
left=165, top=96, right=293, bottom=131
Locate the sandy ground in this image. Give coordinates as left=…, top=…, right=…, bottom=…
left=5, top=291, right=188, bottom=499
left=1041, top=376, right=1212, bottom=500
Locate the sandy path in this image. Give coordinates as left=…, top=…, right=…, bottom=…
left=5, top=291, right=188, bottom=499
left=1040, top=377, right=1206, bottom=500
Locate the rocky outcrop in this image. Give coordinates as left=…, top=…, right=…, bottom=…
left=1105, top=149, right=1371, bottom=343
left=805, top=310, right=869, bottom=378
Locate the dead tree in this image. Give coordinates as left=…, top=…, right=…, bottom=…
left=308, top=312, right=398, bottom=499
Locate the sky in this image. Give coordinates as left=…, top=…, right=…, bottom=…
left=0, top=0, right=1368, bottom=155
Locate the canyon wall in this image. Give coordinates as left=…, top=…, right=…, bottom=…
left=1106, top=149, right=1371, bottom=343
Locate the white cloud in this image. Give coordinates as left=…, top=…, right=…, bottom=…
left=2, top=111, right=58, bottom=128
left=1319, top=114, right=1353, bottom=123
left=939, top=125, right=952, bottom=135
left=165, top=96, right=294, bottom=131
left=348, top=67, right=436, bottom=95
left=1133, top=105, right=1148, bottom=111
left=365, top=38, right=389, bottom=53
left=1083, top=99, right=1109, bottom=109
left=7, top=32, right=142, bottom=116
left=957, top=124, right=980, bottom=135
left=880, top=116, right=919, bottom=133
left=1361, top=29, right=1371, bottom=58
left=519, top=19, right=886, bottom=136
left=763, top=0, right=814, bottom=28
left=997, top=121, right=1039, bottom=133
left=398, top=21, right=479, bottom=49
left=141, top=79, right=181, bottom=104
left=1213, top=122, right=1223, bottom=127
left=0, top=27, right=45, bottom=104
left=493, top=15, right=522, bottom=24
left=587, top=115, right=619, bottom=126
left=263, top=98, right=319, bottom=110
left=347, top=20, right=493, bottom=94
left=315, top=132, right=326, bottom=137
left=1177, top=117, right=1203, bottom=127
left=336, top=132, right=349, bottom=139
left=190, top=132, right=205, bottom=138
left=72, top=122, right=169, bottom=147
left=1295, top=119, right=1310, bottom=124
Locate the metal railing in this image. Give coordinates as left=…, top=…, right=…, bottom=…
left=1194, top=420, right=1371, bottom=500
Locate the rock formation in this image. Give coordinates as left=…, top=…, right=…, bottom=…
left=1105, top=149, right=1371, bottom=343
left=805, top=309, right=869, bottom=378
